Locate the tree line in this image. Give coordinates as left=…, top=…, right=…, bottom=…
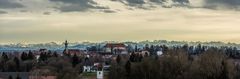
left=109, top=47, right=240, bottom=79
left=0, top=50, right=87, bottom=79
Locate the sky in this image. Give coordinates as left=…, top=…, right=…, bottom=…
left=1, top=0, right=240, bottom=44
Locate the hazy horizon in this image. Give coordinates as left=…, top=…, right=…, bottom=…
left=1, top=0, right=240, bottom=44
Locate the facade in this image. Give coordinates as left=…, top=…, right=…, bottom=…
left=83, top=66, right=91, bottom=72
left=97, top=71, right=103, bottom=79
left=103, top=43, right=127, bottom=54
left=83, top=56, right=94, bottom=72
left=68, top=49, right=85, bottom=56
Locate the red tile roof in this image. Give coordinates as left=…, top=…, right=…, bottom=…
left=67, top=49, right=84, bottom=55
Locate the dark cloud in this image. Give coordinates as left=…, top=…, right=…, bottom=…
left=0, top=0, right=24, bottom=9
left=112, top=0, right=152, bottom=10
left=172, top=0, right=189, bottom=4
left=111, top=0, right=148, bottom=10
left=102, top=9, right=116, bottom=13
left=0, top=10, right=7, bottom=14
left=50, top=0, right=97, bottom=4
left=149, top=0, right=189, bottom=4
left=20, top=10, right=28, bottom=13
left=203, top=0, right=240, bottom=10
left=112, top=0, right=189, bottom=9
left=43, top=12, right=51, bottom=15
left=154, top=0, right=190, bottom=6
left=126, top=0, right=145, bottom=4
left=112, top=0, right=145, bottom=6
left=149, top=0, right=166, bottom=3
left=49, top=0, right=109, bottom=12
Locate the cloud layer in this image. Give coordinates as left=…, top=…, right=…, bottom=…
left=1, top=0, right=240, bottom=43
left=1, top=8, right=240, bottom=43
left=203, top=0, right=240, bottom=10
left=49, top=0, right=110, bottom=12
left=0, top=0, right=240, bottom=13
left=111, top=0, right=190, bottom=9
left=0, top=10, right=7, bottom=14
left=0, top=0, right=24, bottom=9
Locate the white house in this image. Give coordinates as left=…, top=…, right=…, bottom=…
left=97, top=71, right=103, bottom=79
left=83, top=66, right=91, bottom=72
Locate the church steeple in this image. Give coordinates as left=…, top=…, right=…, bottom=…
left=64, top=40, right=68, bottom=50
left=64, top=40, right=69, bottom=55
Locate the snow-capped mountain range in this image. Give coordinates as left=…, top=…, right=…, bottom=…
left=1, top=40, right=240, bottom=52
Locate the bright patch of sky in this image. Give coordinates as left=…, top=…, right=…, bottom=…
left=1, top=0, right=240, bottom=43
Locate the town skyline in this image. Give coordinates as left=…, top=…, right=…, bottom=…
left=1, top=0, right=240, bottom=79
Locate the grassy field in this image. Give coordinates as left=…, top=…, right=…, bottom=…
left=82, top=72, right=108, bottom=79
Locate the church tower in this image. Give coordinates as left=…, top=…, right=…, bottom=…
left=64, top=40, right=69, bottom=55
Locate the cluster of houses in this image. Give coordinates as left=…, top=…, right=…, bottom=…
left=63, top=41, right=130, bottom=79
left=2, top=40, right=240, bottom=79
left=0, top=41, right=135, bottom=79
left=63, top=41, right=128, bottom=72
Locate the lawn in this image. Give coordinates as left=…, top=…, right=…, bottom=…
left=82, top=72, right=108, bottom=79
